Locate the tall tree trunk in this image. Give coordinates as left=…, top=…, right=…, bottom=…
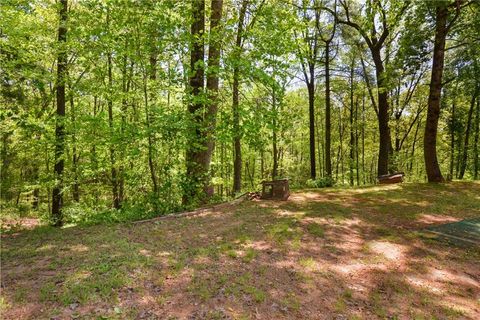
left=70, top=93, right=79, bottom=202
left=372, top=49, right=391, bottom=176
left=474, top=97, right=479, bottom=180
left=205, top=0, right=223, bottom=196
left=355, top=97, right=360, bottom=186
left=424, top=4, right=450, bottom=182
left=260, top=149, right=265, bottom=181
left=146, top=50, right=158, bottom=194
left=51, top=0, right=68, bottom=226
left=272, top=87, right=278, bottom=179
left=362, top=94, right=366, bottom=185
left=409, top=115, right=422, bottom=173
left=459, top=89, right=479, bottom=179
left=325, top=41, right=332, bottom=178
left=450, top=101, right=455, bottom=178
left=307, top=76, right=316, bottom=179
left=184, top=0, right=222, bottom=204
left=92, top=96, right=99, bottom=204
left=349, top=59, right=355, bottom=186
left=107, top=50, right=120, bottom=209
left=232, top=0, right=248, bottom=194
left=184, top=0, right=206, bottom=205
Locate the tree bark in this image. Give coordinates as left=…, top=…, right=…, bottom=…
left=51, top=0, right=68, bottom=226
left=107, top=50, right=120, bottom=209
left=184, top=0, right=206, bottom=205
left=70, top=93, right=79, bottom=202
left=450, top=101, right=455, bottom=178
left=459, top=89, right=479, bottom=179
left=232, top=0, right=248, bottom=193
left=324, top=40, right=332, bottom=178
left=146, top=49, right=158, bottom=195
left=349, top=58, right=355, bottom=186
left=424, top=4, right=449, bottom=182
left=307, top=78, right=316, bottom=179
left=371, top=49, right=391, bottom=176
left=204, top=0, right=223, bottom=196
left=272, top=87, right=278, bottom=179
left=474, top=97, right=479, bottom=179
left=184, top=0, right=222, bottom=203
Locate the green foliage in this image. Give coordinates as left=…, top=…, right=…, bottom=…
left=1, top=0, right=479, bottom=228
left=306, top=177, right=335, bottom=188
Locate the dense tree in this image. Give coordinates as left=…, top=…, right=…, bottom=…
left=51, top=0, right=68, bottom=226
left=1, top=0, right=479, bottom=225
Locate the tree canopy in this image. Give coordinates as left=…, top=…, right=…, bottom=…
left=1, top=0, right=479, bottom=225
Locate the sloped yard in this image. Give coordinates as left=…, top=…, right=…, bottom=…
left=1, top=182, right=480, bottom=319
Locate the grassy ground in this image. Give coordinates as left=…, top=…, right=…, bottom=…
left=1, top=182, right=479, bottom=319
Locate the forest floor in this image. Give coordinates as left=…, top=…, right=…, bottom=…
left=1, top=182, right=480, bottom=320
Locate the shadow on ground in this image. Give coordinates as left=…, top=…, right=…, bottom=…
left=1, top=182, right=479, bottom=319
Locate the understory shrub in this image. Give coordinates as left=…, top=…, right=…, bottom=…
left=306, top=177, right=335, bottom=188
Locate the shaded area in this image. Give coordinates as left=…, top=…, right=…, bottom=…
left=424, top=217, right=480, bottom=246
left=1, top=182, right=479, bottom=319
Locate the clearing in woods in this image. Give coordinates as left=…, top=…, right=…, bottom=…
left=1, top=182, right=480, bottom=319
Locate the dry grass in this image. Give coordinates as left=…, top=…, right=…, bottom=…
left=1, top=182, right=479, bottom=319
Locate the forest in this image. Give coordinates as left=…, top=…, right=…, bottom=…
left=1, top=0, right=480, bottom=225
left=1, top=1, right=480, bottom=319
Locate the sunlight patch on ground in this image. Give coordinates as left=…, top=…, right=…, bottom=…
left=417, top=214, right=459, bottom=225
left=36, top=244, right=55, bottom=252
left=405, top=274, right=444, bottom=294
left=277, top=209, right=305, bottom=218
left=245, top=240, right=272, bottom=251
left=69, top=244, right=89, bottom=252
left=332, top=262, right=370, bottom=276
left=67, top=270, right=92, bottom=282
left=428, top=267, right=480, bottom=288
left=139, top=249, right=152, bottom=257
left=289, top=192, right=324, bottom=201
left=368, top=241, right=405, bottom=261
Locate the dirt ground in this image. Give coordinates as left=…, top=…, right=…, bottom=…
left=1, top=182, right=479, bottom=319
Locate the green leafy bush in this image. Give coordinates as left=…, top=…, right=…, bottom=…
left=306, top=177, right=335, bottom=188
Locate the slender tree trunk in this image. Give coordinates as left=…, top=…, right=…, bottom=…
left=362, top=95, right=366, bottom=185
left=51, top=0, right=68, bottom=226
left=459, top=89, right=479, bottom=179
left=146, top=51, right=158, bottom=194
left=315, top=109, right=322, bottom=178
left=325, top=41, right=332, bottom=178
left=474, top=97, right=479, bottom=179
left=450, top=101, right=455, bottom=178
left=118, top=46, right=131, bottom=205
left=355, top=97, right=360, bottom=186
left=260, top=149, right=265, bottom=180
left=349, top=59, right=355, bottom=186
left=410, top=115, right=422, bottom=173
left=232, top=0, right=247, bottom=193
left=272, top=87, right=278, bottom=179
left=456, top=132, right=462, bottom=178
left=92, top=96, right=99, bottom=204
left=70, top=93, right=79, bottom=202
left=107, top=50, right=120, bottom=209
left=307, top=78, right=316, bottom=179
left=424, top=4, right=449, bottom=182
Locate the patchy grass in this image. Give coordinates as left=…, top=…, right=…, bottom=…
left=1, top=182, right=480, bottom=319
left=306, top=222, right=325, bottom=237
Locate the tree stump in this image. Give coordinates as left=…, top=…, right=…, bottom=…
left=261, top=179, right=290, bottom=200
left=378, top=173, right=404, bottom=184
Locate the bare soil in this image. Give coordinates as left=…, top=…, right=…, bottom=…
left=1, top=182, right=479, bottom=319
